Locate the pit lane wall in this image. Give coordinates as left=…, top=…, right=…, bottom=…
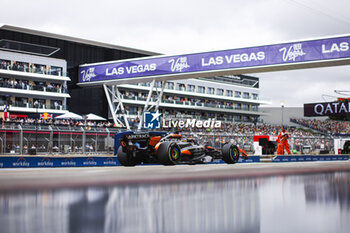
left=272, top=155, right=349, bottom=162
left=0, top=156, right=260, bottom=168
left=0, top=155, right=348, bottom=168
left=0, top=156, right=121, bottom=168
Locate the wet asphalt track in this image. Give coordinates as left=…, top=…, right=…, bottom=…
left=1, top=160, right=350, bottom=190
left=1, top=161, right=350, bottom=233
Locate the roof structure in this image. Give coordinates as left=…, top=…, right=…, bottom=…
left=0, top=24, right=160, bottom=56
left=55, top=112, right=83, bottom=120
left=86, top=113, right=107, bottom=121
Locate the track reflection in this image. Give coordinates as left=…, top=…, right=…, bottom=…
left=1, top=172, right=350, bottom=233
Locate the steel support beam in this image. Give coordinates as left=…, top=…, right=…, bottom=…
left=138, top=80, right=165, bottom=130
left=103, top=84, right=130, bottom=130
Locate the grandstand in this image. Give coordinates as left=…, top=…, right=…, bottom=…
left=0, top=48, right=70, bottom=118
left=291, top=118, right=350, bottom=136
left=115, top=75, right=268, bottom=124
left=0, top=25, right=269, bottom=124
left=0, top=25, right=271, bottom=156
left=0, top=24, right=159, bottom=120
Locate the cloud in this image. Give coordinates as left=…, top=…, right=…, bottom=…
left=259, top=65, right=350, bottom=107
left=2, top=0, right=349, bottom=53
left=0, top=0, right=349, bottom=108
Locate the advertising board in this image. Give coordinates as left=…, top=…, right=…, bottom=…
left=304, top=101, right=350, bottom=117
left=79, top=35, right=350, bottom=85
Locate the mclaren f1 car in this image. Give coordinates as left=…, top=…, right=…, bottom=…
left=115, top=131, right=244, bottom=166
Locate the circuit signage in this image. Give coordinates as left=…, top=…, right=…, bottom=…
left=79, top=35, right=350, bottom=86
left=304, top=101, right=350, bottom=117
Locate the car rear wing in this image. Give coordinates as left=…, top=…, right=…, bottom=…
left=114, top=131, right=168, bottom=155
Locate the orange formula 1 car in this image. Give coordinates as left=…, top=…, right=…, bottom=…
left=115, top=131, right=242, bottom=166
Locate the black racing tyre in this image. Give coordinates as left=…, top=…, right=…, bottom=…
left=267, top=142, right=276, bottom=155
left=117, top=146, right=138, bottom=166
left=157, top=141, right=181, bottom=165
left=342, top=141, right=350, bottom=154
left=222, top=143, right=240, bottom=164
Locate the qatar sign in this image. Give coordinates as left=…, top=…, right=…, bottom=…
left=304, top=101, right=350, bottom=117
left=79, top=34, right=350, bottom=86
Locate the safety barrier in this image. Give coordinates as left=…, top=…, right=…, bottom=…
left=0, top=124, right=118, bottom=155
left=0, top=155, right=260, bottom=168
left=209, top=156, right=261, bottom=164
left=0, top=156, right=120, bottom=168
left=1, top=155, right=347, bottom=168
left=272, top=155, right=349, bottom=162
left=0, top=123, right=336, bottom=156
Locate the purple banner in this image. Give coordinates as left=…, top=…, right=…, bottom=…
left=79, top=35, right=350, bottom=83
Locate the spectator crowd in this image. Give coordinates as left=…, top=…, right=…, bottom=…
left=0, top=77, right=68, bottom=93
left=291, top=118, right=350, bottom=136
left=1, top=59, right=63, bottom=76
left=1, top=117, right=119, bottom=128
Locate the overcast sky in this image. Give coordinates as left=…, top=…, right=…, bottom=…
left=1, top=0, right=349, bottom=106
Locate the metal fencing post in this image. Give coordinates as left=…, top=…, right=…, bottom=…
left=49, top=126, right=53, bottom=155
left=19, top=124, right=23, bottom=155
left=4, top=128, right=6, bottom=154
left=0, top=137, right=3, bottom=154
left=82, top=127, right=86, bottom=154
left=95, top=133, right=98, bottom=153
left=70, top=130, right=73, bottom=154
left=106, top=128, right=110, bottom=154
